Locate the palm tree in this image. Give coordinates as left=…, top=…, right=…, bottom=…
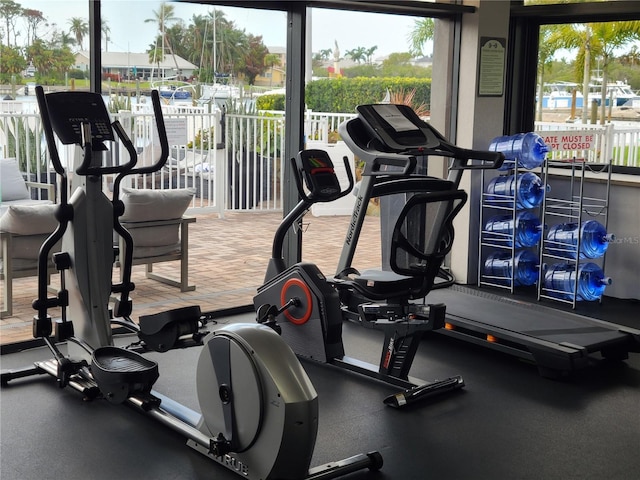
left=101, top=19, right=110, bottom=52
left=548, top=21, right=640, bottom=124
left=536, top=25, right=566, bottom=121
left=408, top=18, right=434, bottom=57
left=318, top=48, right=333, bottom=61
left=365, top=46, right=378, bottom=64
left=346, top=47, right=367, bottom=64
left=590, top=21, right=640, bottom=123
left=264, top=53, right=281, bottom=86
left=145, top=2, right=180, bottom=78
left=68, top=17, right=88, bottom=50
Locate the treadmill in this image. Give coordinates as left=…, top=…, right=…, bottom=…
left=338, top=104, right=640, bottom=378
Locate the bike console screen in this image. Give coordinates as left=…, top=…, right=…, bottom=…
left=296, top=149, right=342, bottom=200
left=356, top=104, right=441, bottom=152
left=44, top=91, right=115, bottom=149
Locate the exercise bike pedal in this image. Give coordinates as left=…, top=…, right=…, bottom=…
left=383, top=375, right=465, bottom=408
left=91, top=346, right=159, bottom=404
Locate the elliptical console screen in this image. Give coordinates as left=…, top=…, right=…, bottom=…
left=356, top=104, right=440, bottom=151
left=44, top=91, right=114, bottom=146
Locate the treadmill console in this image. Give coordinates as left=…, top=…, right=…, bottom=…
left=356, top=104, right=440, bottom=151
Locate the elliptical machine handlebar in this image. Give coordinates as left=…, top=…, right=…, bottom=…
left=111, top=89, right=169, bottom=199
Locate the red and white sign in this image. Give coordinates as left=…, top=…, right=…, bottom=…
left=538, top=130, right=595, bottom=151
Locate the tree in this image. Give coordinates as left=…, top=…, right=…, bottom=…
left=240, top=34, right=268, bottom=85
left=25, top=38, right=51, bottom=74
left=264, top=52, right=281, bottom=86
left=22, top=8, right=45, bottom=47
left=145, top=1, right=181, bottom=76
left=317, top=48, right=332, bottom=61
left=536, top=25, right=566, bottom=121
left=346, top=46, right=367, bottom=64
left=408, top=18, right=434, bottom=57
left=0, top=44, right=26, bottom=78
left=51, top=30, right=75, bottom=49
left=590, top=21, right=640, bottom=123
left=68, top=17, right=88, bottom=50
left=365, top=46, right=378, bottom=64
left=548, top=21, right=640, bottom=124
left=0, top=0, right=22, bottom=47
left=101, top=19, right=110, bottom=52
left=216, top=17, right=248, bottom=76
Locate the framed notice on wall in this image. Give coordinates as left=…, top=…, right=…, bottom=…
left=478, top=37, right=506, bottom=97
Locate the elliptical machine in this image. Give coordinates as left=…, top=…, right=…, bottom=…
left=254, top=104, right=503, bottom=407
left=0, top=87, right=382, bottom=480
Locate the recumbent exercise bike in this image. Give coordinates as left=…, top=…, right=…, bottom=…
left=254, top=104, right=503, bottom=407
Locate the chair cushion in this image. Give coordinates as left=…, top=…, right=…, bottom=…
left=0, top=204, right=59, bottom=235
left=120, top=187, right=194, bottom=251
left=0, top=158, right=30, bottom=202
left=120, top=187, right=195, bottom=222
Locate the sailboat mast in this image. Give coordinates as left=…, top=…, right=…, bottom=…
left=212, top=9, right=217, bottom=83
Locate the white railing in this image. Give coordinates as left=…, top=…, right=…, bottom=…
left=2, top=105, right=639, bottom=214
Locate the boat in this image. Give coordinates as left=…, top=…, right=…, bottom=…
left=540, top=79, right=640, bottom=109
left=151, top=81, right=194, bottom=101
left=588, top=79, right=640, bottom=107
left=196, top=82, right=242, bottom=106
left=155, top=84, right=192, bottom=100
left=540, top=82, right=583, bottom=109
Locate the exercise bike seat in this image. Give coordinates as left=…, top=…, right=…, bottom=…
left=337, top=188, right=469, bottom=305
left=336, top=268, right=422, bottom=301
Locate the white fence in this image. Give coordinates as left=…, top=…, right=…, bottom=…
left=1, top=104, right=638, bottom=213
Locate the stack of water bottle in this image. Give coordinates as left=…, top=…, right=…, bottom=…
left=482, top=132, right=549, bottom=288
left=543, top=220, right=614, bottom=302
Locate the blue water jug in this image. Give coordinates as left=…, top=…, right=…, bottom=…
left=485, top=172, right=549, bottom=209
left=546, top=220, right=615, bottom=259
left=543, top=262, right=612, bottom=302
left=489, top=132, right=550, bottom=171
left=483, top=249, right=542, bottom=286
left=484, top=211, right=543, bottom=248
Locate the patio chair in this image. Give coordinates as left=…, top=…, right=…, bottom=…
left=117, top=187, right=196, bottom=292
left=0, top=204, right=60, bottom=317
left=0, top=157, right=55, bottom=216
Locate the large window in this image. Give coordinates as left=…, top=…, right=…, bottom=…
left=511, top=0, right=640, bottom=171
left=0, top=0, right=466, bottom=344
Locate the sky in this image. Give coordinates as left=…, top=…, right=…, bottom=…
left=18, top=1, right=426, bottom=59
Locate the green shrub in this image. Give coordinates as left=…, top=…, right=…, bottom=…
left=68, top=69, right=87, bottom=80
left=256, top=93, right=285, bottom=111
left=305, top=77, right=431, bottom=113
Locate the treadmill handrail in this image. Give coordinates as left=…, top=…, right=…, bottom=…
left=339, top=105, right=504, bottom=173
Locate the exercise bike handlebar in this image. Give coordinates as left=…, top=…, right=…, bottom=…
left=291, top=154, right=354, bottom=205
left=269, top=151, right=354, bottom=263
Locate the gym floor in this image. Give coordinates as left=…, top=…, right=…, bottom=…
left=1, top=294, right=639, bottom=480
